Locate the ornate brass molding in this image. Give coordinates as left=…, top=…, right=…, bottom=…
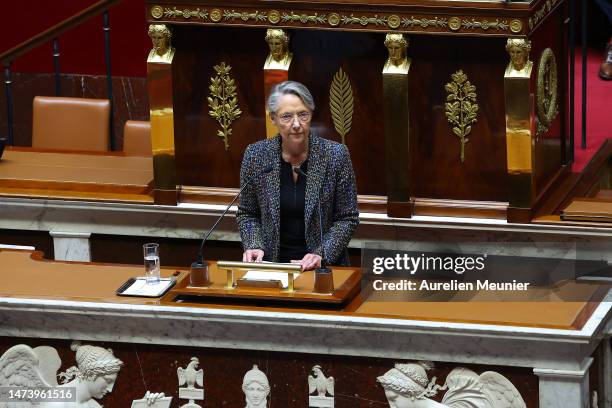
left=536, top=48, right=558, bottom=136
left=207, top=62, right=242, bottom=151
left=151, top=5, right=525, bottom=35
left=163, top=7, right=209, bottom=20
left=529, top=0, right=563, bottom=30
left=151, top=6, right=163, bottom=19
left=268, top=10, right=281, bottom=24
left=402, top=16, right=447, bottom=29
left=329, top=68, right=354, bottom=145
left=223, top=10, right=267, bottom=22
left=281, top=12, right=326, bottom=24
left=341, top=14, right=387, bottom=27
left=461, top=18, right=509, bottom=31
left=445, top=70, right=479, bottom=163
left=510, top=19, right=523, bottom=34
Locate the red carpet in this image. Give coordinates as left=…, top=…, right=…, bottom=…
left=571, top=48, right=612, bottom=172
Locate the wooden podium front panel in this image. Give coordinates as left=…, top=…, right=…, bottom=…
left=148, top=0, right=570, bottom=220
left=409, top=35, right=508, bottom=201
left=165, top=263, right=361, bottom=305
left=172, top=26, right=265, bottom=189
left=171, top=25, right=387, bottom=196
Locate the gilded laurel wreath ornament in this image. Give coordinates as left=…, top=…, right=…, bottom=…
left=207, top=62, right=242, bottom=151
left=445, top=70, right=479, bottom=163
left=329, top=67, right=354, bottom=145
left=536, top=48, right=558, bottom=136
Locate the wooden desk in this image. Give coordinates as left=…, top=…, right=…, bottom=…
left=0, top=248, right=602, bottom=329
left=0, top=148, right=154, bottom=203
left=0, top=248, right=609, bottom=407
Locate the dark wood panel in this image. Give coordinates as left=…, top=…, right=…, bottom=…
left=90, top=234, right=243, bottom=267
left=90, top=233, right=362, bottom=268
left=410, top=35, right=509, bottom=201
left=530, top=5, right=564, bottom=196
left=0, top=229, right=53, bottom=259
left=172, top=25, right=267, bottom=188
left=172, top=26, right=387, bottom=195
left=288, top=30, right=387, bottom=196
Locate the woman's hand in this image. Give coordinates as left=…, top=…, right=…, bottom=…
left=243, top=249, right=264, bottom=262
left=291, top=253, right=322, bottom=271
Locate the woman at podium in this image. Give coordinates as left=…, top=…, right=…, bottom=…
left=237, top=81, right=359, bottom=270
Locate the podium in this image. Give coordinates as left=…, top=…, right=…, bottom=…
left=163, top=261, right=361, bottom=308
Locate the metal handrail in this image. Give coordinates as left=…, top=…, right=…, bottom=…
left=1, top=0, right=121, bottom=149
left=0, top=0, right=121, bottom=66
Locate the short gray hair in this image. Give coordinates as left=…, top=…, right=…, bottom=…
left=267, top=81, right=315, bottom=114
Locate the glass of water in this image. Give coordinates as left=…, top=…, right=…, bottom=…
left=143, top=243, right=160, bottom=284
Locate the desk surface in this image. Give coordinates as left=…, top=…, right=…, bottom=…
left=0, top=249, right=603, bottom=330
left=0, top=148, right=153, bottom=203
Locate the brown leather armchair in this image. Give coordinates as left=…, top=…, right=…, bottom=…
left=32, top=96, right=110, bottom=151
left=123, top=120, right=152, bottom=156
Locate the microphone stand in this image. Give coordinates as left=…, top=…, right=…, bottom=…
left=190, top=165, right=273, bottom=286
left=293, top=167, right=334, bottom=293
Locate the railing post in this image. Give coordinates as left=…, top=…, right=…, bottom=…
left=53, top=38, right=61, bottom=96
left=568, top=0, right=575, bottom=163
left=580, top=0, right=587, bottom=149
left=3, top=63, right=14, bottom=146
left=103, top=10, right=115, bottom=151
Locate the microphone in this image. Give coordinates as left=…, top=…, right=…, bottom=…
left=293, top=167, right=331, bottom=273
left=191, top=164, right=274, bottom=280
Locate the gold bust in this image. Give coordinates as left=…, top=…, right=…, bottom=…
left=147, top=24, right=175, bottom=63
left=264, top=29, right=292, bottom=70
left=505, top=38, right=532, bottom=74
left=383, top=33, right=410, bottom=74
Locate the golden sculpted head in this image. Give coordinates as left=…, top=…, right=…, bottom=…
left=506, top=38, right=532, bottom=71
left=383, top=33, right=410, bottom=74
left=148, top=24, right=172, bottom=58
left=265, top=29, right=290, bottom=63
left=384, top=33, right=409, bottom=67
left=264, top=29, right=292, bottom=70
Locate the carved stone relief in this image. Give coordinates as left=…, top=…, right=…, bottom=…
left=378, top=361, right=526, bottom=408
left=308, top=365, right=335, bottom=407
left=242, top=365, right=270, bottom=408
left=178, top=357, right=204, bottom=408
left=0, top=341, right=167, bottom=408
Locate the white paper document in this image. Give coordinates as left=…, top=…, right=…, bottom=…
left=122, top=277, right=174, bottom=297
left=242, top=271, right=297, bottom=288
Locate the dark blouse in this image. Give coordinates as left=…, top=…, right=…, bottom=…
left=278, top=158, right=308, bottom=263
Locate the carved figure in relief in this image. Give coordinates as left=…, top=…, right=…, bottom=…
left=377, top=361, right=526, bottom=408
left=242, top=365, right=270, bottom=408
left=57, top=341, right=124, bottom=407
left=178, top=357, right=204, bottom=390
left=148, top=24, right=175, bottom=63
left=383, top=33, right=410, bottom=75
left=505, top=38, right=532, bottom=74
left=308, top=365, right=335, bottom=397
left=177, top=356, right=204, bottom=408
left=0, top=341, right=122, bottom=408
left=264, top=29, right=292, bottom=70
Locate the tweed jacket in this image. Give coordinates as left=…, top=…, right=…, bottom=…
left=236, top=132, right=359, bottom=265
